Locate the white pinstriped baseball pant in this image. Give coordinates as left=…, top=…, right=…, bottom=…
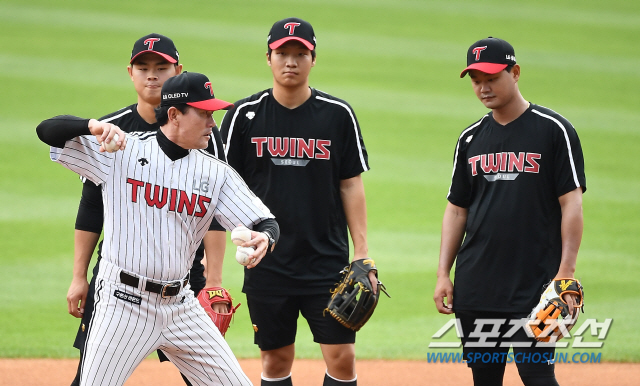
left=79, top=259, right=252, bottom=386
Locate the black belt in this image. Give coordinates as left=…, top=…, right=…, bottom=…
left=119, top=271, right=188, bottom=298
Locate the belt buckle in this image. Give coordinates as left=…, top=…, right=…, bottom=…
left=161, top=281, right=181, bottom=298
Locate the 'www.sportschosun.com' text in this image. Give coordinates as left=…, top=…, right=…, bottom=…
left=426, top=352, right=601, bottom=364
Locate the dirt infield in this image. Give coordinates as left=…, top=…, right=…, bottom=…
left=1, top=358, right=638, bottom=385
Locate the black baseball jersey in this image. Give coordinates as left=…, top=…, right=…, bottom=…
left=447, top=103, right=586, bottom=313
left=220, top=88, right=369, bottom=295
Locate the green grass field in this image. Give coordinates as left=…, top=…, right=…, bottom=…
left=1, top=0, right=638, bottom=362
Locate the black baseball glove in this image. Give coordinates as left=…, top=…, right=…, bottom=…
left=325, top=258, right=390, bottom=331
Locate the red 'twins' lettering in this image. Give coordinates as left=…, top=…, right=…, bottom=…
left=251, top=137, right=331, bottom=160
left=468, top=152, right=541, bottom=176
left=126, top=178, right=210, bottom=216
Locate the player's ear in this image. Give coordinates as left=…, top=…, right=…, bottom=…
left=511, top=64, right=521, bottom=82
left=174, top=64, right=183, bottom=75
left=266, top=51, right=271, bottom=66
left=167, top=106, right=180, bottom=123
left=127, top=65, right=134, bottom=81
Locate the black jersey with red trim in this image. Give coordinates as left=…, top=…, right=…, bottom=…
left=447, top=103, right=586, bottom=313
left=74, top=103, right=226, bottom=293
left=220, top=88, right=369, bottom=295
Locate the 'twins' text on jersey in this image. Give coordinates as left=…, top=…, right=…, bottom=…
left=468, top=151, right=541, bottom=177
left=126, top=177, right=211, bottom=217
left=251, top=137, right=331, bottom=166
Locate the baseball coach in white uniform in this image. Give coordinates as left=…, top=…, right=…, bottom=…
left=36, top=71, right=280, bottom=386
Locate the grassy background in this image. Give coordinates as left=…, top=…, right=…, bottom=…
left=0, top=0, right=638, bottom=362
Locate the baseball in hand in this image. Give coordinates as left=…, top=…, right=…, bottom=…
left=231, top=226, right=252, bottom=246
left=102, top=133, right=120, bottom=153
left=236, top=246, right=256, bottom=266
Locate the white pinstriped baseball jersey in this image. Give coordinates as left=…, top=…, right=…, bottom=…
left=50, top=130, right=273, bottom=281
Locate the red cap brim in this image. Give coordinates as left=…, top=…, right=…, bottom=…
left=187, top=99, right=234, bottom=111
left=130, top=50, right=177, bottom=64
left=460, top=63, right=507, bottom=78
left=269, top=37, right=315, bottom=50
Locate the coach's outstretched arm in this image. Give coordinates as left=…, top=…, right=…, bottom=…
left=36, top=115, right=89, bottom=147
left=36, top=115, right=126, bottom=151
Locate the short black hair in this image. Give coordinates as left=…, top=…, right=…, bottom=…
left=505, top=64, right=514, bottom=73
left=155, top=104, right=190, bottom=126
left=267, top=47, right=316, bottom=59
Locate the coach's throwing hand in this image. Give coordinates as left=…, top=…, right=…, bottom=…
left=88, top=119, right=127, bottom=152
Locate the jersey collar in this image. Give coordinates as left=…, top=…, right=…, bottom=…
left=270, top=87, right=316, bottom=111
left=157, top=128, right=189, bottom=161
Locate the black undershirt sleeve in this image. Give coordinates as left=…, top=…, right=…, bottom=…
left=252, top=218, right=280, bottom=245
left=36, top=115, right=91, bottom=148
left=75, top=180, right=104, bottom=233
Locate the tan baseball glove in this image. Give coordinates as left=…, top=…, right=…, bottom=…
left=525, top=278, right=584, bottom=342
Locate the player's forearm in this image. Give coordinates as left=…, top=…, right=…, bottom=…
left=340, top=175, right=368, bottom=260
left=73, top=230, right=100, bottom=280
left=556, top=187, right=584, bottom=278
left=437, top=202, right=468, bottom=278
left=203, top=231, right=226, bottom=287
left=36, top=115, right=90, bottom=147
left=252, top=218, right=280, bottom=248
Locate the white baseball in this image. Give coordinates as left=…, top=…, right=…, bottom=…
left=102, top=133, right=120, bottom=153
left=236, top=246, right=256, bottom=266
left=231, top=226, right=252, bottom=246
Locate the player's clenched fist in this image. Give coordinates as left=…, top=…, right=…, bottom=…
left=88, top=119, right=127, bottom=152
left=67, top=276, right=89, bottom=318
left=433, top=275, right=454, bottom=314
